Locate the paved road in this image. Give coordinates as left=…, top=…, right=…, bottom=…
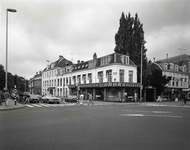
left=0, top=104, right=190, bottom=150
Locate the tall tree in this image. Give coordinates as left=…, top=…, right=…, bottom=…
left=0, top=64, right=5, bottom=91
left=147, top=69, right=171, bottom=96
left=114, top=12, right=147, bottom=82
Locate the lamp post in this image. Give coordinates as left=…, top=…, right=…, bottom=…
left=5, top=8, right=17, bottom=91
left=140, top=41, right=146, bottom=103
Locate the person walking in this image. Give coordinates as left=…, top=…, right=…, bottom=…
left=3, top=90, right=10, bottom=107
left=134, top=93, right=137, bottom=104
left=184, top=97, right=187, bottom=105
left=88, top=93, right=93, bottom=105
left=80, top=92, right=84, bottom=105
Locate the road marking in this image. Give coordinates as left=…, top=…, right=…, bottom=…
left=32, top=104, right=42, bottom=107
left=120, top=114, right=182, bottom=118
left=120, top=114, right=144, bottom=117
left=123, top=110, right=171, bottom=114
left=25, top=104, right=34, bottom=108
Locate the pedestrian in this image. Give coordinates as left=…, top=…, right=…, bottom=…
left=184, top=97, right=187, bottom=105
left=79, top=92, right=84, bottom=105
left=88, top=93, right=93, bottom=105
left=3, top=90, right=10, bottom=107
left=134, top=93, right=137, bottom=104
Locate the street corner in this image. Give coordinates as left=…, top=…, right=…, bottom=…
left=0, top=99, right=25, bottom=111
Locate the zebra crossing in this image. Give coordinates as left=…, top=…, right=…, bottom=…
left=25, top=103, right=76, bottom=108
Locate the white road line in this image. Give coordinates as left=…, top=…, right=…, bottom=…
left=120, top=114, right=144, bottom=117
left=32, top=104, right=42, bottom=107
left=123, top=110, right=170, bottom=114
left=120, top=114, right=182, bottom=118
left=152, top=111, right=170, bottom=114
left=25, top=105, right=34, bottom=108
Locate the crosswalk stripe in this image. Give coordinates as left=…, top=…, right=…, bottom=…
left=32, top=104, right=42, bottom=107
left=25, top=103, right=78, bottom=108
left=25, top=104, right=34, bottom=108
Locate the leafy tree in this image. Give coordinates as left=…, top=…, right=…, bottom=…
left=0, top=64, right=28, bottom=92
left=147, top=69, right=171, bottom=96
left=0, top=64, right=5, bottom=91
left=114, top=12, right=148, bottom=82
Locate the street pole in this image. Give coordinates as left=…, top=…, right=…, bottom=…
left=5, top=8, right=17, bottom=91
left=140, top=41, right=146, bottom=103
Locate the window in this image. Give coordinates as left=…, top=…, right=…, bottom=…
left=106, top=70, right=112, bottom=82
left=57, top=79, right=59, bottom=86
left=69, top=77, right=71, bottom=85
left=119, top=70, right=124, bottom=82
left=129, top=71, right=133, bottom=83
left=121, top=56, right=129, bottom=64
left=60, top=78, right=62, bottom=86
left=82, top=74, right=86, bottom=84
left=66, top=77, right=68, bottom=85
left=63, top=78, right=65, bottom=86
left=88, top=73, right=92, bottom=83
left=98, top=71, right=103, bottom=83
left=73, top=76, right=76, bottom=85
left=77, top=75, right=81, bottom=84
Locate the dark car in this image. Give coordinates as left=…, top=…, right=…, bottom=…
left=29, top=94, right=40, bottom=103
left=65, top=95, right=78, bottom=102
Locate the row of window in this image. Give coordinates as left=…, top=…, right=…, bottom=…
left=162, top=63, right=187, bottom=73
left=168, top=77, right=188, bottom=87
left=43, top=69, right=134, bottom=87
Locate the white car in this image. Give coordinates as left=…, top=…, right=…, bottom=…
left=42, top=95, right=61, bottom=104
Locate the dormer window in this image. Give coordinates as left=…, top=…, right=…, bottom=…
left=121, top=55, right=129, bottom=65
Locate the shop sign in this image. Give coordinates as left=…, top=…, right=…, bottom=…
left=69, top=82, right=141, bottom=88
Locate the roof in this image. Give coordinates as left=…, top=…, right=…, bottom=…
left=72, top=53, right=136, bottom=72
left=158, top=54, right=190, bottom=63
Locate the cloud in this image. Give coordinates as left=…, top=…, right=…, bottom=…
left=0, top=0, right=190, bottom=80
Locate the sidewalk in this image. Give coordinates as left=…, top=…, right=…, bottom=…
left=0, top=99, right=25, bottom=111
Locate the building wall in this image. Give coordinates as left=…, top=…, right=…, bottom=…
left=41, top=53, right=139, bottom=101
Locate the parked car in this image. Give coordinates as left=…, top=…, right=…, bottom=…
left=42, top=95, right=61, bottom=104
left=65, top=95, right=78, bottom=102
left=29, top=94, right=40, bottom=103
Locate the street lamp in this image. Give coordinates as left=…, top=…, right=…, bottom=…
left=5, top=8, right=17, bottom=91
left=140, top=40, right=146, bottom=103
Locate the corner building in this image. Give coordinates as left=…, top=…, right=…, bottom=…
left=42, top=53, right=141, bottom=102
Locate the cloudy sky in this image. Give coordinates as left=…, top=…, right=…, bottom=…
left=0, top=0, right=190, bottom=80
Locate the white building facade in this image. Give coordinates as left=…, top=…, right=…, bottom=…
left=42, top=53, right=141, bottom=102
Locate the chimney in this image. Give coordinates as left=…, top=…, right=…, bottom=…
left=77, top=60, right=80, bottom=64
left=59, top=55, right=63, bottom=60
left=93, top=53, right=97, bottom=60
left=36, top=72, right=38, bottom=75
left=153, top=58, right=155, bottom=62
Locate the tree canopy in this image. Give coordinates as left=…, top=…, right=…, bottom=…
left=147, top=69, right=171, bottom=96
left=114, top=12, right=147, bottom=82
